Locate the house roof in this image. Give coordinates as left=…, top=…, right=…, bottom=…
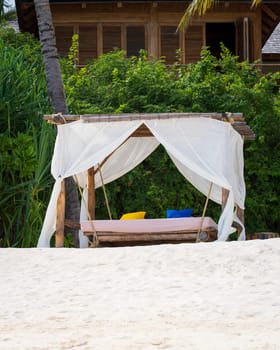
left=7, top=20, right=19, bottom=32
left=262, top=22, right=280, bottom=54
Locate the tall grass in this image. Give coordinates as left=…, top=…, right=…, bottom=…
left=0, top=27, right=54, bottom=247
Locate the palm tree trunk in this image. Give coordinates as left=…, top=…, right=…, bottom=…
left=34, top=0, right=80, bottom=247
left=33, top=0, right=67, bottom=113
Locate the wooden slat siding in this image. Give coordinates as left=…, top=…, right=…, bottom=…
left=160, top=26, right=179, bottom=64
left=55, top=26, right=74, bottom=57
left=79, top=25, right=97, bottom=65
left=127, top=26, right=146, bottom=57
left=49, top=2, right=264, bottom=62
left=103, top=26, right=121, bottom=53
left=185, top=25, right=204, bottom=64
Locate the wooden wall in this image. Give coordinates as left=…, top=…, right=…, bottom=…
left=51, top=2, right=262, bottom=65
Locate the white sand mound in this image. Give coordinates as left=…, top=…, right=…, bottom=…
left=0, top=239, right=280, bottom=350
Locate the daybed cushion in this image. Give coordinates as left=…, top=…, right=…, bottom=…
left=166, top=208, right=193, bottom=218
left=120, top=211, right=146, bottom=220
left=81, top=217, right=217, bottom=234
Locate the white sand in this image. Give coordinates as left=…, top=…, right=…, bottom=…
left=1, top=239, right=280, bottom=350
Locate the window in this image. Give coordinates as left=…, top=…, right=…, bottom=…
left=79, top=26, right=97, bottom=65
left=160, top=26, right=179, bottom=64
left=185, top=25, right=204, bottom=63
left=55, top=26, right=73, bottom=57
left=126, top=26, right=145, bottom=57
left=103, top=26, right=121, bottom=53
left=206, top=23, right=236, bottom=58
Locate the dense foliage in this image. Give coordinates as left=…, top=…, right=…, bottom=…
left=0, top=26, right=54, bottom=247
left=1, top=29, right=279, bottom=246
left=61, top=46, right=280, bottom=234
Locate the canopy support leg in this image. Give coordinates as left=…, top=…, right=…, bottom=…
left=88, top=167, right=96, bottom=220
left=236, top=206, right=244, bottom=224
left=98, top=163, right=112, bottom=220
left=222, top=188, right=244, bottom=239
left=74, top=174, right=99, bottom=247
left=196, top=182, right=213, bottom=243
left=56, top=179, right=65, bottom=247
left=222, top=188, right=229, bottom=211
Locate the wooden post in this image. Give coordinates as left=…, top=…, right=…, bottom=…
left=221, top=188, right=229, bottom=211
left=97, top=23, right=103, bottom=57
left=222, top=188, right=244, bottom=239
left=236, top=205, right=244, bottom=224
left=149, top=4, right=158, bottom=58
left=88, top=167, right=95, bottom=220
left=56, top=179, right=65, bottom=247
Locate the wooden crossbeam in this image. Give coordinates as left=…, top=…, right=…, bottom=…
left=43, top=112, right=255, bottom=140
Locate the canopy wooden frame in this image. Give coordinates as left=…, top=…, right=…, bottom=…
left=49, top=112, right=254, bottom=247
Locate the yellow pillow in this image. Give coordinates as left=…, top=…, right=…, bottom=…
left=120, top=211, right=146, bottom=220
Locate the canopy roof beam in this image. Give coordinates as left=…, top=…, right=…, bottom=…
left=44, top=112, right=255, bottom=140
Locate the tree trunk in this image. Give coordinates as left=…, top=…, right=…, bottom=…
left=33, top=0, right=67, bottom=113
left=34, top=0, right=80, bottom=247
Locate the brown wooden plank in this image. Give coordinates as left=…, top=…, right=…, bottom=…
left=236, top=205, right=245, bottom=224
left=43, top=112, right=255, bottom=140
left=84, top=228, right=217, bottom=236
left=221, top=188, right=229, bottom=212
left=56, top=179, right=65, bottom=247
left=44, top=112, right=244, bottom=122
left=83, top=230, right=217, bottom=244
left=88, top=167, right=95, bottom=220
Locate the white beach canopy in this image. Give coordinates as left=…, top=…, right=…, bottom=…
left=38, top=115, right=247, bottom=247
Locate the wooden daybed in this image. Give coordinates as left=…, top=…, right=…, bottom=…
left=81, top=217, right=218, bottom=246
left=38, top=112, right=254, bottom=248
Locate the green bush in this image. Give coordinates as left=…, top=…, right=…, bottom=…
left=1, top=27, right=279, bottom=247
left=61, top=45, right=280, bottom=235
left=0, top=27, right=54, bottom=247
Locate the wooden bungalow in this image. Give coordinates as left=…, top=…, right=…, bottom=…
left=15, top=0, right=280, bottom=67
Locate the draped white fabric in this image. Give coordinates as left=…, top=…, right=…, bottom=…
left=74, top=136, right=160, bottom=189
left=37, top=117, right=246, bottom=247
left=144, top=118, right=245, bottom=240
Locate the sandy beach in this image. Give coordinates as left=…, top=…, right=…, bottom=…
left=1, top=239, right=280, bottom=350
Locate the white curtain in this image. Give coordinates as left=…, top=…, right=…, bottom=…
left=37, top=117, right=245, bottom=247
left=74, top=136, right=159, bottom=189
left=145, top=118, right=245, bottom=240
left=38, top=120, right=146, bottom=247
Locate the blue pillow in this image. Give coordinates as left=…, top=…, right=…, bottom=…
left=166, top=208, right=193, bottom=218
